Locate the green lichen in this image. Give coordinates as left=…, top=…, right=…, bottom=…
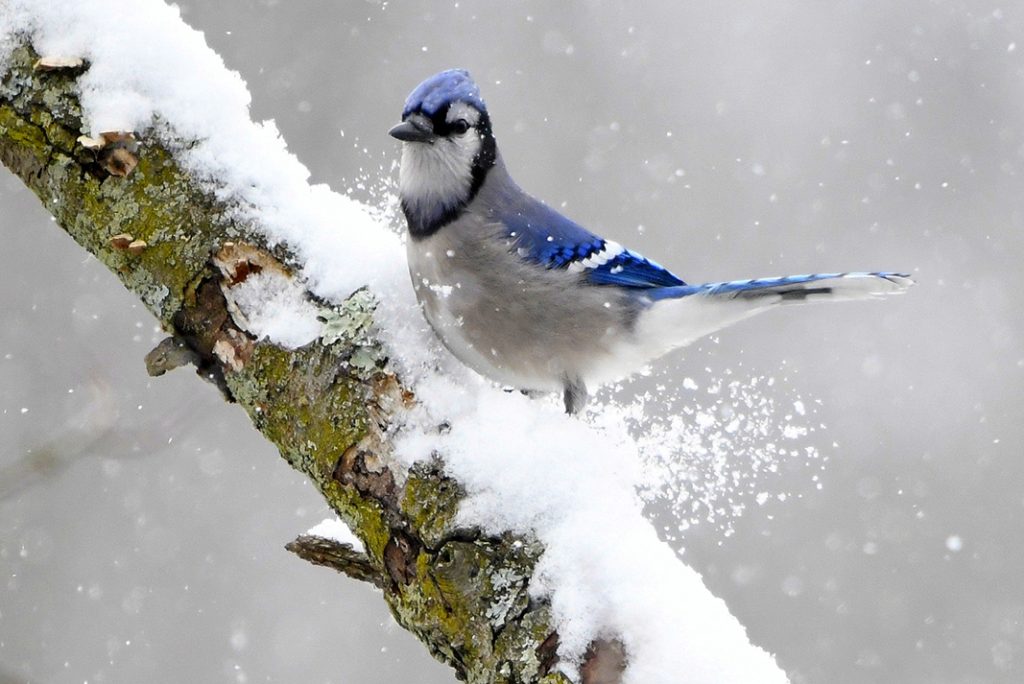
left=539, top=675, right=573, bottom=684
left=402, top=459, right=464, bottom=549
left=0, top=104, right=44, bottom=147
left=232, top=344, right=367, bottom=472
left=222, top=337, right=394, bottom=558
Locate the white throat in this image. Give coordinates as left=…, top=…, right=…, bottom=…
left=399, top=132, right=481, bottom=216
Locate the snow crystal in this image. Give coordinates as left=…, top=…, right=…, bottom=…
left=0, top=3, right=792, bottom=682
left=623, top=370, right=823, bottom=536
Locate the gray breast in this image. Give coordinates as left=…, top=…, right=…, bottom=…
left=406, top=212, right=639, bottom=392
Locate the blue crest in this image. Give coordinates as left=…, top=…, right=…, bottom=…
left=403, top=69, right=487, bottom=118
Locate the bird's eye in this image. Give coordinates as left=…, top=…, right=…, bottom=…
left=451, top=119, right=470, bottom=135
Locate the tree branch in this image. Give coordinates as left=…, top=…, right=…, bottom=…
left=1, top=44, right=585, bottom=684
left=286, top=534, right=387, bottom=589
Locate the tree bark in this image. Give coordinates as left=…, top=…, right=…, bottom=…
left=0, top=44, right=620, bottom=684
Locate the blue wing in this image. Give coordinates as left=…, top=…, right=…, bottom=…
left=496, top=199, right=911, bottom=301
left=502, top=197, right=687, bottom=289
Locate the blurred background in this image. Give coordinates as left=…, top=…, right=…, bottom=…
left=2, top=1, right=1022, bottom=682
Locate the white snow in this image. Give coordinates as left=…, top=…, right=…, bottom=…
left=396, top=377, right=787, bottom=682
left=307, top=517, right=365, bottom=553
left=0, top=0, right=406, bottom=317
left=225, top=269, right=324, bottom=348
left=1, top=3, right=793, bottom=682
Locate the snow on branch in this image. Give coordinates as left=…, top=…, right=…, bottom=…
left=0, top=1, right=787, bottom=682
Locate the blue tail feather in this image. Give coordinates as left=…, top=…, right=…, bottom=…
left=648, top=271, right=912, bottom=301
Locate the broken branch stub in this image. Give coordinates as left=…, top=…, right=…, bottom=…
left=33, top=56, right=86, bottom=72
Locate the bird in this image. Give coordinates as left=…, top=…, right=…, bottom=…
left=389, top=69, right=912, bottom=414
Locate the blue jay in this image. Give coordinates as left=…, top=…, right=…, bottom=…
left=390, top=69, right=912, bottom=414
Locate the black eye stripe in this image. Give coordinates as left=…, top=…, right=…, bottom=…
left=423, top=104, right=480, bottom=136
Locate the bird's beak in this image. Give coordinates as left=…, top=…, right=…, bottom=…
left=389, top=117, right=435, bottom=143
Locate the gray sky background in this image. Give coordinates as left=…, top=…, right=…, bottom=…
left=2, top=1, right=1023, bottom=683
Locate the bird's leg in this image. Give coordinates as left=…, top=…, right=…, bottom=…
left=562, top=376, right=589, bottom=415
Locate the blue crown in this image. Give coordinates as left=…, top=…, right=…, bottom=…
left=403, top=69, right=486, bottom=118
